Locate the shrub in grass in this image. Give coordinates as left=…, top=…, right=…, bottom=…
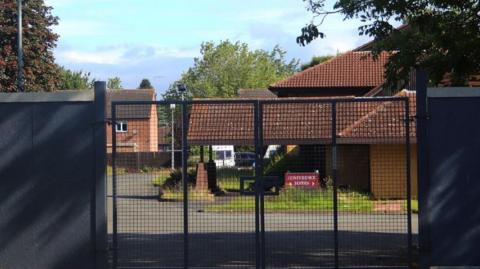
left=162, top=168, right=196, bottom=190
left=264, top=149, right=300, bottom=178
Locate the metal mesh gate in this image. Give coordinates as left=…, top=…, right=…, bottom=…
left=109, top=97, right=414, bottom=269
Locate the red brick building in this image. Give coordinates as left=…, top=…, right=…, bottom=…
left=187, top=90, right=416, bottom=199
left=105, top=89, right=158, bottom=153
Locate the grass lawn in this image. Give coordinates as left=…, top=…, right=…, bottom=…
left=217, top=167, right=253, bottom=191
left=207, top=188, right=374, bottom=212
left=107, top=165, right=126, bottom=176
left=161, top=188, right=214, bottom=201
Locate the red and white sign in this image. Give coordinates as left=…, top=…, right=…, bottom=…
left=284, top=172, right=320, bottom=188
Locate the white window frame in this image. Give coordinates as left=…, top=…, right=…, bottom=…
left=115, top=121, right=128, bottom=133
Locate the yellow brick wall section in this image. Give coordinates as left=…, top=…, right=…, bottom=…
left=370, top=144, right=418, bottom=199
left=148, top=105, right=159, bottom=152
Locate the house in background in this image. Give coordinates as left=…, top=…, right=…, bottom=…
left=158, top=126, right=170, bottom=152
left=238, top=88, right=277, bottom=99
left=106, top=89, right=158, bottom=153
left=187, top=90, right=417, bottom=199
left=269, top=51, right=391, bottom=97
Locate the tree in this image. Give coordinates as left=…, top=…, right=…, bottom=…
left=300, top=55, right=334, bottom=71
left=57, top=67, right=94, bottom=90
left=0, top=0, right=59, bottom=92
left=107, top=77, right=122, bottom=89
left=162, top=83, right=191, bottom=101
left=138, top=78, right=153, bottom=89
left=163, top=40, right=299, bottom=99
left=297, top=0, right=480, bottom=86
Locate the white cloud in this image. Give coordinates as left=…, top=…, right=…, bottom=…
left=60, top=49, right=125, bottom=65
left=56, top=45, right=199, bottom=65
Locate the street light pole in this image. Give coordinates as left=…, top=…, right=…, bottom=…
left=17, top=0, right=25, bottom=92
left=170, top=104, right=176, bottom=170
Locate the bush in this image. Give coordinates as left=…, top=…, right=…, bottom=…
left=263, top=150, right=297, bottom=176
left=162, top=168, right=196, bottom=190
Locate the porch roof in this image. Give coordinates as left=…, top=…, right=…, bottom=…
left=187, top=91, right=416, bottom=145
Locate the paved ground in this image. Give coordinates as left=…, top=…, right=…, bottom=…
left=107, top=173, right=418, bottom=268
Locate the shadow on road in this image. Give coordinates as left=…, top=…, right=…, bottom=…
left=112, top=230, right=417, bottom=268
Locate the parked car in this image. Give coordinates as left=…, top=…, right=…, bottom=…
left=212, top=145, right=235, bottom=167
left=235, top=152, right=256, bottom=167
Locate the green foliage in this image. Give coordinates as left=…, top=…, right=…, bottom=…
left=300, top=55, right=334, bottom=70
left=58, top=67, right=94, bottom=90
left=107, top=77, right=122, bottom=89
left=162, top=83, right=191, bottom=100
left=298, top=0, right=480, bottom=86
left=138, top=78, right=153, bottom=89
left=163, top=40, right=299, bottom=99
left=264, top=149, right=297, bottom=176
left=106, top=165, right=126, bottom=176
left=0, top=0, right=60, bottom=92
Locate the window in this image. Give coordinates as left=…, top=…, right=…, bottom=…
left=115, top=121, right=128, bottom=132
left=215, top=151, right=225, bottom=160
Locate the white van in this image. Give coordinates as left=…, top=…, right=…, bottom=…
left=212, top=145, right=235, bottom=167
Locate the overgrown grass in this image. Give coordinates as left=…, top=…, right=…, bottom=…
left=217, top=167, right=253, bottom=191
left=207, top=188, right=374, bottom=212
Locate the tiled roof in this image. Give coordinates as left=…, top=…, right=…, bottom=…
left=338, top=90, right=416, bottom=144
left=238, top=89, right=277, bottom=99
left=270, top=51, right=391, bottom=89
left=187, top=92, right=416, bottom=145
left=105, top=89, right=156, bottom=119
left=187, top=103, right=255, bottom=145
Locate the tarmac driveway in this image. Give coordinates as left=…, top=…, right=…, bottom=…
left=107, top=173, right=418, bottom=268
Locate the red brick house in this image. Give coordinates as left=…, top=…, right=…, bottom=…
left=106, top=89, right=158, bottom=153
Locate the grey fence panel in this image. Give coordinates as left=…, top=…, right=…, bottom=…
left=0, top=88, right=107, bottom=269
left=419, top=87, right=480, bottom=267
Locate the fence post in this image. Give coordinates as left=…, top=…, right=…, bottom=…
left=258, top=101, right=266, bottom=269
left=405, top=97, right=413, bottom=268
left=94, top=81, right=107, bottom=269
left=415, top=69, right=430, bottom=269
left=111, top=99, right=118, bottom=269
left=181, top=102, right=189, bottom=269
left=254, top=101, right=262, bottom=269
left=331, top=101, right=339, bottom=268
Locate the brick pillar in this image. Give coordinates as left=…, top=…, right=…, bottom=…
left=206, top=160, right=217, bottom=191
left=195, top=162, right=208, bottom=192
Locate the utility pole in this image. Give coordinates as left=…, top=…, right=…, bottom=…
left=170, top=104, right=176, bottom=170
left=17, top=0, right=25, bottom=92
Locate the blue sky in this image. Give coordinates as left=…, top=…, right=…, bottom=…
left=46, top=0, right=372, bottom=95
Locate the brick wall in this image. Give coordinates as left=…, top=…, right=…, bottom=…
left=106, top=152, right=181, bottom=170
left=369, top=144, right=418, bottom=199
left=106, top=118, right=156, bottom=153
